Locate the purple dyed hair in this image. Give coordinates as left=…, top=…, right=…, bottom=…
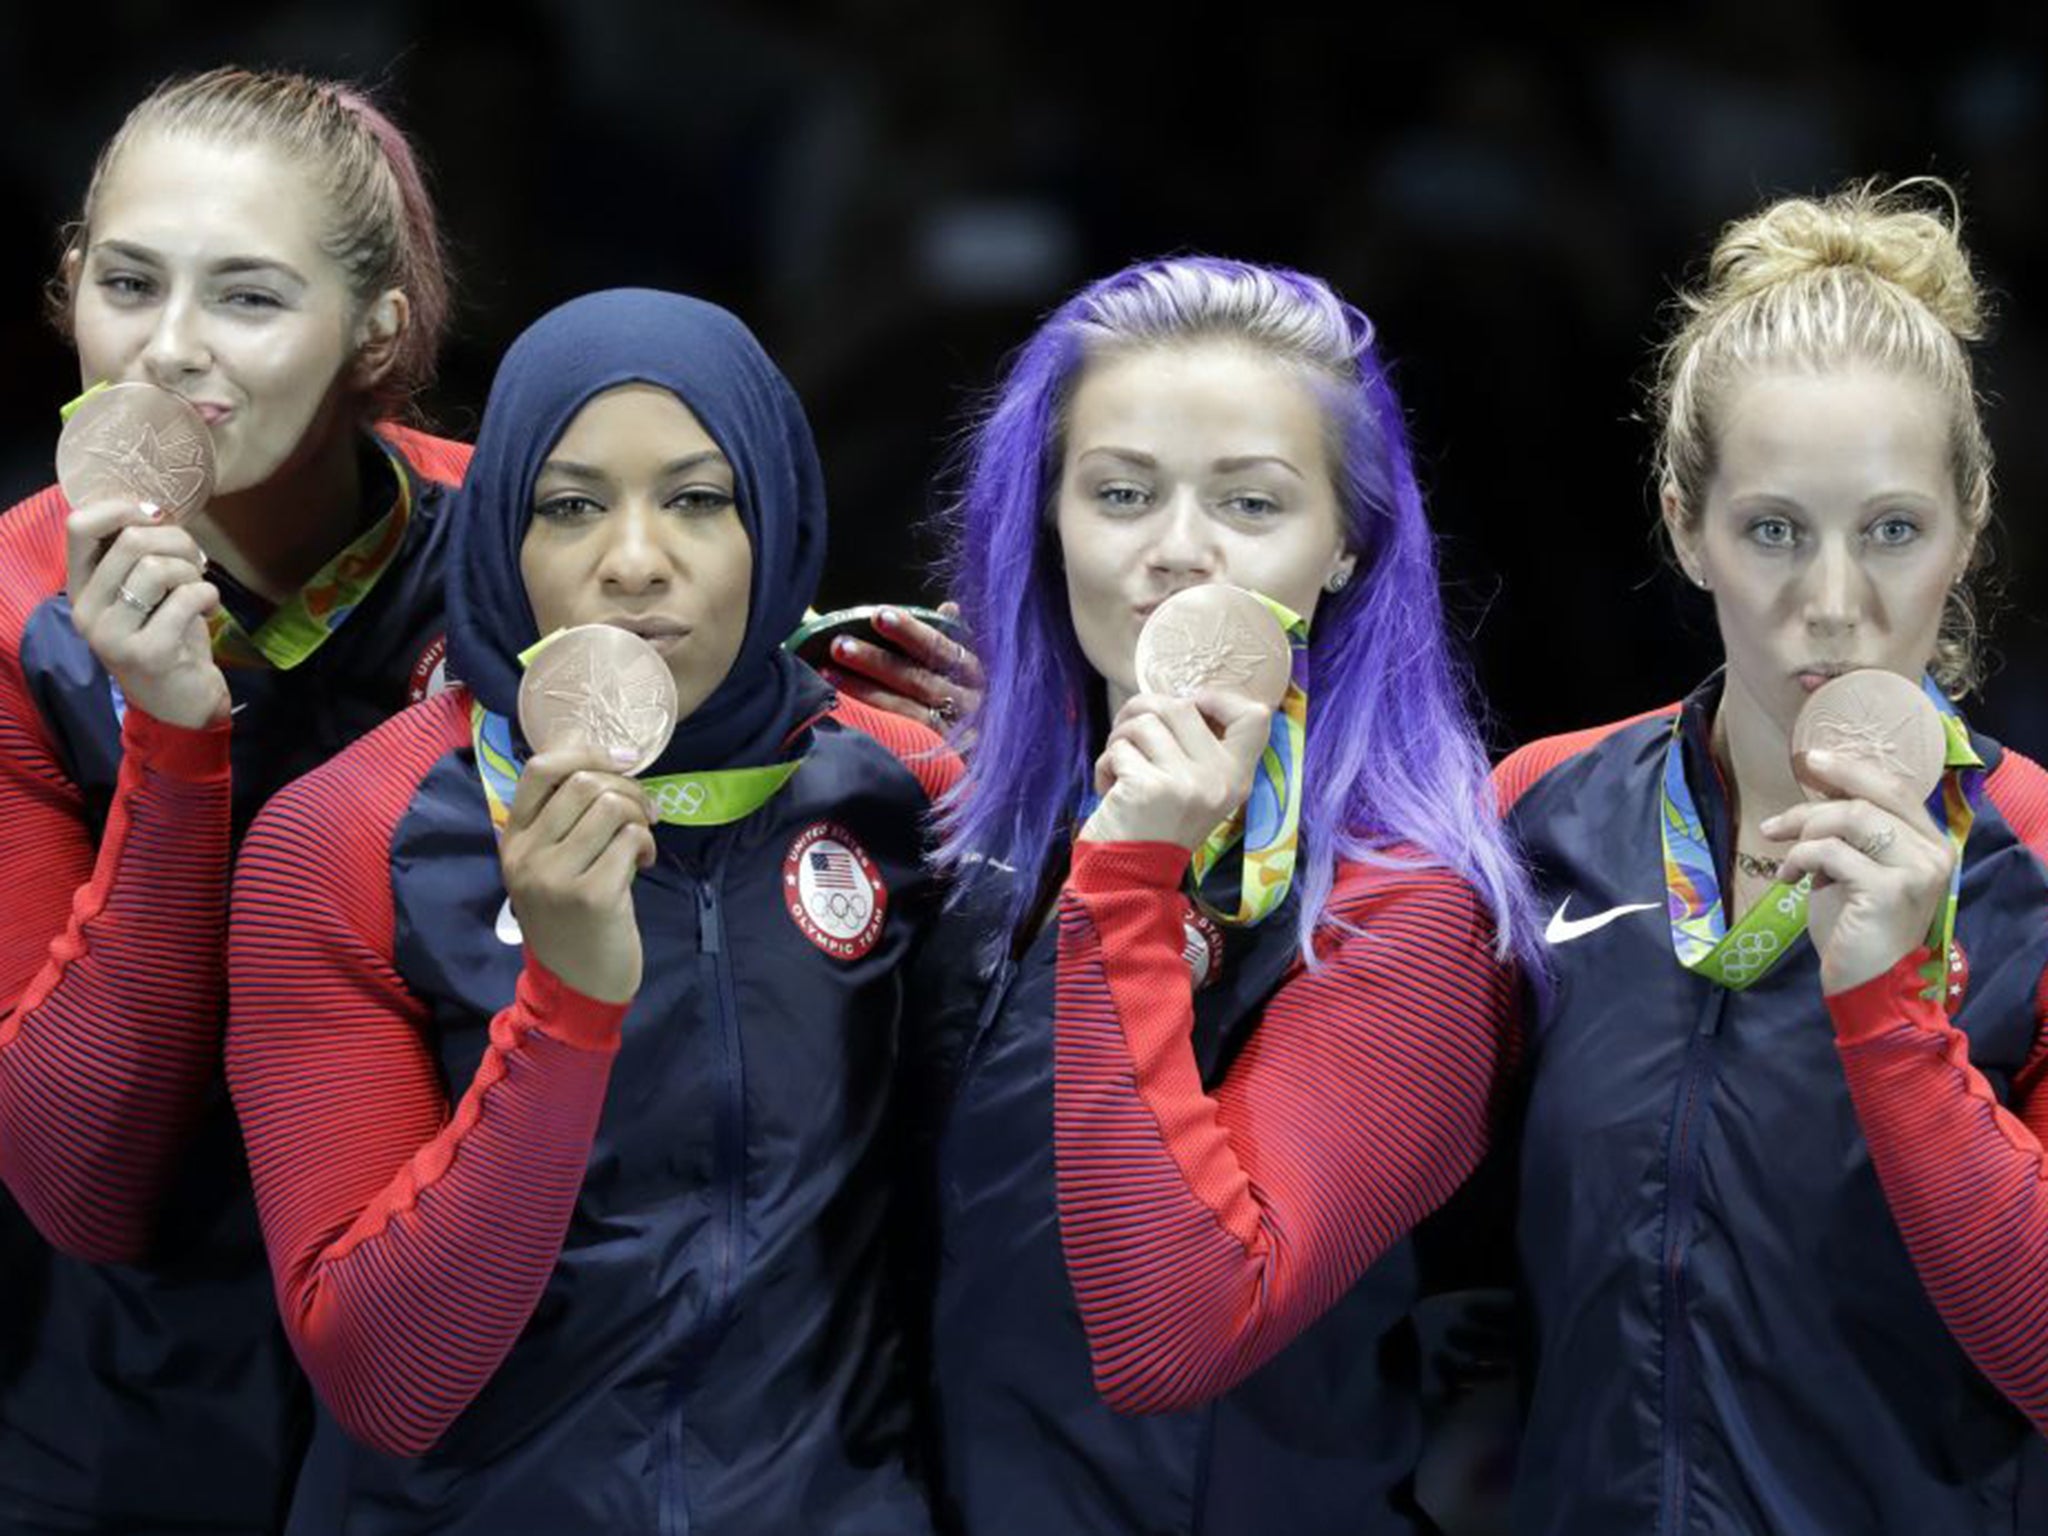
left=935, top=255, right=1543, bottom=972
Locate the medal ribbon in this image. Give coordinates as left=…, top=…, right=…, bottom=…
left=207, top=445, right=413, bottom=671
left=1659, top=675, right=1982, bottom=994
left=1186, top=594, right=1309, bottom=927
left=468, top=631, right=801, bottom=833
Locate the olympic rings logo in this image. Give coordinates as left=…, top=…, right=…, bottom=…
left=652, top=780, right=708, bottom=818
left=1719, top=927, right=1781, bottom=982
left=821, top=890, right=870, bottom=926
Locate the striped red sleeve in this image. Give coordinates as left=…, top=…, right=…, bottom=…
left=827, top=692, right=964, bottom=802
left=1054, top=840, right=1520, bottom=1414
left=0, top=492, right=237, bottom=1262
left=1830, top=953, right=2048, bottom=1435
left=1827, top=749, right=2048, bottom=1436
left=226, top=695, right=628, bottom=1457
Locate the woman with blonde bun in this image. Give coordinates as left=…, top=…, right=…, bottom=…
left=1495, top=180, right=2048, bottom=1534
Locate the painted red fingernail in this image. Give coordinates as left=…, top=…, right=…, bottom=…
left=140, top=501, right=164, bottom=522
left=833, top=636, right=856, bottom=657
left=876, top=608, right=899, bottom=629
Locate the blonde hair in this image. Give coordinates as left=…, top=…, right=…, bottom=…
left=51, top=67, right=450, bottom=420
left=1655, top=178, right=1993, bottom=693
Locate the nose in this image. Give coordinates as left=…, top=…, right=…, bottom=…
left=139, top=292, right=210, bottom=384
left=1802, top=533, right=1863, bottom=636
left=1146, top=487, right=1220, bottom=579
left=594, top=500, right=672, bottom=595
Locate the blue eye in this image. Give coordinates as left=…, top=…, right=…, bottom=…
left=1223, top=492, right=1281, bottom=518
left=1869, top=516, right=1920, bottom=547
left=1747, top=516, right=1797, bottom=549
left=1096, top=483, right=1149, bottom=511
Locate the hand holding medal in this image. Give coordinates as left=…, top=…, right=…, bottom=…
left=1082, top=584, right=1291, bottom=858
left=58, top=383, right=228, bottom=728
left=497, top=626, right=673, bottom=1003
left=1764, top=670, right=1967, bottom=996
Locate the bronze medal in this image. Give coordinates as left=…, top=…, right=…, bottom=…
left=1133, top=585, right=1292, bottom=710
left=1790, top=668, right=1947, bottom=803
left=55, top=384, right=215, bottom=523
left=517, top=625, right=679, bottom=774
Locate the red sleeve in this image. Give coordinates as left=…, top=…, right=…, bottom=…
left=0, top=492, right=237, bottom=1262
left=827, top=692, right=964, bottom=802
left=1054, top=840, right=1520, bottom=1413
left=1831, top=949, right=2048, bottom=1437
left=226, top=696, right=628, bottom=1457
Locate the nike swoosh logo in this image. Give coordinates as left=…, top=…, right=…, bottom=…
left=1544, top=898, right=1659, bottom=945
left=495, top=897, right=524, bottom=946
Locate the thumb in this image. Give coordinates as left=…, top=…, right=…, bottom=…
left=1196, top=688, right=1273, bottom=756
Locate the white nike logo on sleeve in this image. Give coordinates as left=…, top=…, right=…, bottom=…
left=1544, top=898, right=1659, bottom=945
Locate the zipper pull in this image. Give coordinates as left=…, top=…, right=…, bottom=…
left=697, top=880, right=722, bottom=956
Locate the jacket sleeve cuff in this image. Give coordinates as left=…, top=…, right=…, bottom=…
left=122, top=708, right=232, bottom=783
left=1828, top=947, right=1942, bottom=1047
left=516, top=954, right=630, bottom=1053
left=1068, top=839, right=1190, bottom=897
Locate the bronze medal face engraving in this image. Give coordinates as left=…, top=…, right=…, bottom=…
left=1133, top=585, right=1292, bottom=710
left=55, top=384, right=216, bottom=523
left=517, top=625, right=679, bottom=774
left=1790, top=668, right=1947, bottom=803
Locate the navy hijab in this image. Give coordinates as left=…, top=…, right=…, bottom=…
left=446, top=288, right=827, bottom=772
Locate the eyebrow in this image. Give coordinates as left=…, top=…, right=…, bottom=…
left=1212, top=453, right=1305, bottom=479
left=91, top=241, right=308, bottom=286
left=1076, top=446, right=1306, bottom=479
left=538, top=450, right=731, bottom=482
left=1076, top=447, right=1155, bottom=469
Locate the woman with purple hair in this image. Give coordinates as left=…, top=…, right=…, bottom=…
left=891, top=255, right=1538, bottom=1535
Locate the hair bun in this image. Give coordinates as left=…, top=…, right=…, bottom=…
left=1701, top=178, right=1983, bottom=339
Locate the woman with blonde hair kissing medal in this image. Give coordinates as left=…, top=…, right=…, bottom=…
left=227, top=289, right=951, bottom=1534
left=905, top=256, right=1539, bottom=1534
left=1494, top=180, right=2048, bottom=1534
left=0, top=67, right=463, bottom=1532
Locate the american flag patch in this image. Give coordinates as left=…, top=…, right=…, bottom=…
left=784, top=821, right=888, bottom=960
left=809, top=847, right=860, bottom=888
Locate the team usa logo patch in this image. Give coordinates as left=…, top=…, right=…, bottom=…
left=408, top=633, right=451, bottom=703
left=1181, top=905, right=1224, bottom=991
left=784, top=822, right=887, bottom=960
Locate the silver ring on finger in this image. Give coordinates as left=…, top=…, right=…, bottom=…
left=115, top=583, right=156, bottom=617
left=1857, top=825, right=1897, bottom=859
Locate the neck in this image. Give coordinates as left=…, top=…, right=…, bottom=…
left=188, top=419, right=369, bottom=605
left=1712, top=669, right=1805, bottom=836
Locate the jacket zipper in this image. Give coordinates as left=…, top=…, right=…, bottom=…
left=1657, top=989, right=1727, bottom=1535
left=661, top=850, right=740, bottom=1536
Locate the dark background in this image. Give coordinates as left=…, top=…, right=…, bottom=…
left=4, top=2, right=2044, bottom=759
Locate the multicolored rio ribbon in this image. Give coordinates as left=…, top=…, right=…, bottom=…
left=1184, top=593, right=1310, bottom=927
left=1659, top=675, right=1983, bottom=997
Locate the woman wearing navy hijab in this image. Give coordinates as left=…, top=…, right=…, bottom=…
left=225, top=289, right=952, bottom=1534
